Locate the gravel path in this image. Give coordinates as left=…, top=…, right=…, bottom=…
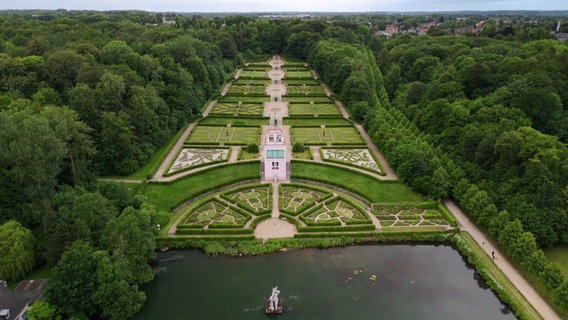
left=444, top=199, right=560, bottom=320
left=151, top=100, right=217, bottom=181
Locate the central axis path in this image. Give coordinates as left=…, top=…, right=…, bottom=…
left=254, top=55, right=298, bottom=239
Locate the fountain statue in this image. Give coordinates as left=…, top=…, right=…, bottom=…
left=269, top=286, right=280, bottom=311
left=265, top=285, right=283, bottom=314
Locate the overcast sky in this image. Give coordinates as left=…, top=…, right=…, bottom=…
left=2, top=0, right=567, bottom=12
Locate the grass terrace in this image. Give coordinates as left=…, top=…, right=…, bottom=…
left=283, top=96, right=334, bottom=103
left=284, top=71, right=314, bottom=78
left=283, top=79, right=320, bottom=85
left=240, top=70, right=269, bottom=78
left=186, top=125, right=260, bottom=145
left=145, top=162, right=260, bottom=212
left=291, top=127, right=364, bottom=145
left=289, top=103, right=342, bottom=116
left=283, top=117, right=352, bottom=127
left=234, top=79, right=271, bottom=85
left=291, top=161, right=423, bottom=203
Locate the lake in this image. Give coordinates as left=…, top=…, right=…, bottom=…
left=136, top=244, right=516, bottom=319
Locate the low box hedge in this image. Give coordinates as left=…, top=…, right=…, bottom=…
left=175, top=228, right=254, bottom=235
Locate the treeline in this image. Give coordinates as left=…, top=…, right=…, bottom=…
left=296, top=21, right=568, bottom=314
left=1, top=10, right=568, bottom=318
left=0, top=12, right=248, bottom=319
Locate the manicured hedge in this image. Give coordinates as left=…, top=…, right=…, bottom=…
left=297, top=225, right=375, bottom=233
left=175, top=228, right=254, bottom=235
left=439, top=204, right=458, bottom=227
left=164, top=146, right=232, bottom=177
left=184, top=141, right=221, bottom=146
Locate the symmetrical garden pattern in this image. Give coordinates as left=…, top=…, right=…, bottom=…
left=372, top=203, right=449, bottom=227
left=182, top=200, right=249, bottom=227
left=169, top=148, right=229, bottom=174
left=321, top=148, right=382, bottom=173
left=302, top=198, right=370, bottom=225
left=280, top=185, right=331, bottom=215
left=222, top=185, right=272, bottom=215
left=210, top=103, right=264, bottom=116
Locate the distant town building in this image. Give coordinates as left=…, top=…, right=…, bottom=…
left=385, top=25, right=399, bottom=37
left=162, top=17, right=176, bottom=25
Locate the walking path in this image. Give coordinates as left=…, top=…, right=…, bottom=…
left=151, top=99, right=217, bottom=181
left=444, top=199, right=560, bottom=320
left=354, top=124, right=398, bottom=180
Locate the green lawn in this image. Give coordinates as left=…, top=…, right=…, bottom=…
left=291, top=161, right=423, bottom=203
left=283, top=96, right=333, bottom=103
left=186, top=125, right=260, bottom=145
left=240, top=70, right=268, bottom=78
left=291, top=127, right=363, bottom=145
left=144, top=162, right=260, bottom=212
left=234, top=79, right=271, bottom=85
left=283, top=79, right=319, bottom=85
left=289, top=103, right=341, bottom=116
left=545, top=247, right=568, bottom=277
left=283, top=117, right=352, bottom=127
left=285, top=71, right=313, bottom=78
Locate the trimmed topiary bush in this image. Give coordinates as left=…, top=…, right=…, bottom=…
left=293, top=142, right=305, bottom=153
left=247, top=142, right=259, bottom=153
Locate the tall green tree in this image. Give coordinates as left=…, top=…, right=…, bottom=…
left=0, top=220, right=35, bottom=280
left=45, top=241, right=98, bottom=318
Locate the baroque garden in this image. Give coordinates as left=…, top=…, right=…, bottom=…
left=140, top=56, right=551, bottom=319
left=149, top=56, right=456, bottom=240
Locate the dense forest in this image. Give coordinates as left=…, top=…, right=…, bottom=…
left=0, top=10, right=567, bottom=318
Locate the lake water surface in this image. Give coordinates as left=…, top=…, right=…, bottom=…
left=136, top=244, right=516, bottom=319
